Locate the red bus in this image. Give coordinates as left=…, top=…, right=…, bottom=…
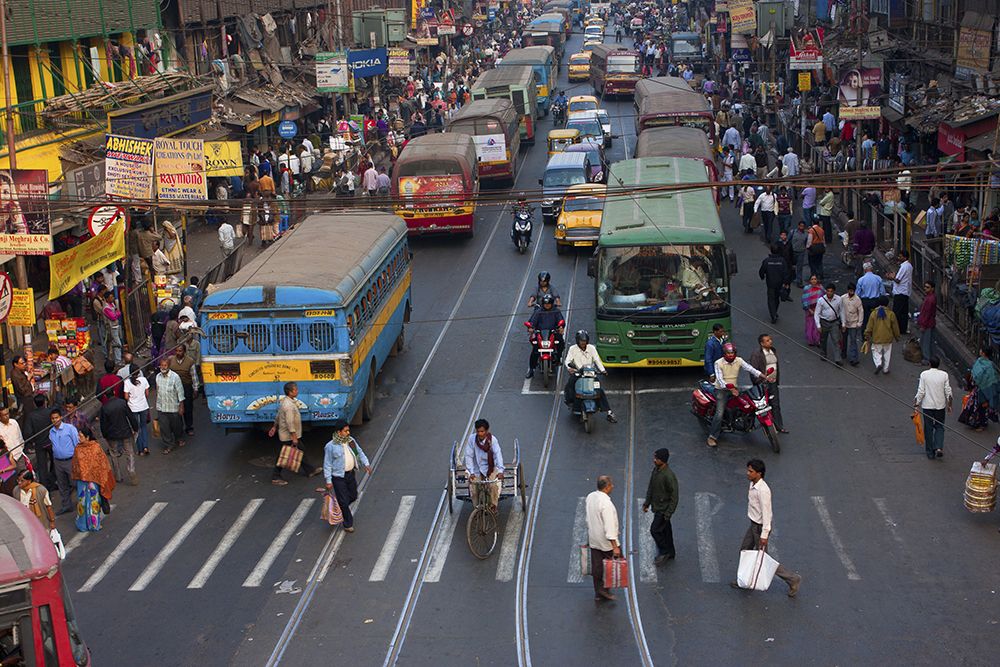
left=393, top=133, right=480, bottom=237
left=447, top=99, right=521, bottom=186
left=0, top=494, right=89, bottom=665
left=589, top=43, right=641, bottom=98
left=634, top=76, right=716, bottom=144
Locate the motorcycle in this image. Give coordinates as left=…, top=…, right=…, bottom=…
left=570, top=365, right=603, bottom=433
left=552, top=103, right=566, bottom=127
left=511, top=207, right=533, bottom=254
left=690, top=376, right=780, bottom=452
left=524, top=320, right=564, bottom=388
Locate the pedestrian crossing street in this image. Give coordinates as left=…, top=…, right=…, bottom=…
left=67, top=488, right=920, bottom=595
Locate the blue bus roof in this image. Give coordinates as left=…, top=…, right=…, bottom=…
left=202, top=212, right=407, bottom=309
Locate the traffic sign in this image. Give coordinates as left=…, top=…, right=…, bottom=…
left=462, top=24, right=474, bottom=36
left=278, top=120, right=297, bottom=139
left=0, top=273, right=13, bottom=323
left=87, top=205, right=129, bottom=237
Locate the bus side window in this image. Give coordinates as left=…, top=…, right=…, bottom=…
left=354, top=305, right=362, bottom=331
left=346, top=314, right=355, bottom=341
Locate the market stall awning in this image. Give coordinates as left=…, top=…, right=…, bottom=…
left=220, top=101, right=271, bottom=128
left=966, top=131, right=997, bottom=154
left=881, top=107, right=904, bottom=123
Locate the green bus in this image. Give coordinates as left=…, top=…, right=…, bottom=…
left=590, top=157, right=735, bottom=368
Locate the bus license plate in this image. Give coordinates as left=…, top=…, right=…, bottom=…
left=647, top=358, right=682, bottom=366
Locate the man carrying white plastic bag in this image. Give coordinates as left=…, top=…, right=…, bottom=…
left=730, top=459, right=802, bottom=597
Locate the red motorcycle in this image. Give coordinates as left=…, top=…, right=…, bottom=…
left=690, top=376, right=780, bottom=453
left=524, top=320, right=564, bottom=388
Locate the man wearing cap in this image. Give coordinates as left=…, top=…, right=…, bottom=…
left=642, top=448, right=678, bottom=565
left=323, top=420, right=371, bottom=532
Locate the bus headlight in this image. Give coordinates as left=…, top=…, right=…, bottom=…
left=691, top=329, right=700, bottom=337
left=598, top=334, right=620, bottom=345
left=625, top=330, right=635, bottom=338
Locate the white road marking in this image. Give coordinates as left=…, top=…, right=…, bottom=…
left=130, top=501, right=217, bottom=591
left=188, top=498, right=265, bottom=589
left=635, top=498, right=657, bottom=584
left=78, top=502, right=167, bottom=593
left=811, top=496, right=861, bottom=581
left=521, top=378, right=532, bottom=395
left=567, top=497, right=588, bottom=584
left=873, top=498, right=927, bottom=582
left=423, top=506, right=460, bottom=583
left=694, top=492, right=722, bottom=583
left=495, top=505, right=525, bottom=582
left=64, top=504, right=115, bottom=556
left=369, top=496, right=416, bottom=582
left=524, top=385, right=856, bottom=397
left=243, top=499, right=314, bottom=587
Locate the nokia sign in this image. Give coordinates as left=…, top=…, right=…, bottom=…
left=348, top=48, right=388, bottom=78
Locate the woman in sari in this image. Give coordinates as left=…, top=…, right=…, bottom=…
left=961, top=346, right=1000, bottom=431
left=71, top=437, right=116, bottom=532
left=160, top=221, right=185, bottom=274
left=801, top=274, right=823, bottom=346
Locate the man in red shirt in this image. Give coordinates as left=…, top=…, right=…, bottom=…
left=97, top=360, right=124, bottom=404
left=917, top=280, right=937, bottom=365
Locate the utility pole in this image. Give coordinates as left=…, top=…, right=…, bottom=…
left=1, top=0, right=28, bottom=292
left=853, top=0, right=865, bottom=178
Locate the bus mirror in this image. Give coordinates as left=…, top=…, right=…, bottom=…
left=587, top=254, right=597, bottom=278
left=727, top=249, right=738, bottom=275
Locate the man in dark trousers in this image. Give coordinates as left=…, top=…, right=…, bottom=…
left=24, top=395, right=54, bottom=490
left=642, top=448, right=678, bottom=565
left=100, top=393, right=139, bottom=486
left=759, top=243, right=791, bottom=324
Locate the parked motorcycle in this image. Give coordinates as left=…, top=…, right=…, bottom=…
left=511, top=207, right=533, bottom=254
left=570, top=365, right=603, bottom=433
left=690, top=378, right=780, bottom=452
left=524, top=320, right=564, bottom=388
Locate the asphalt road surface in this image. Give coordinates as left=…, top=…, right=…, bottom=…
left=61, top=32, right=1000, bottom=667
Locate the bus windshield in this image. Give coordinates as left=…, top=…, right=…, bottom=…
left=544, top=168, right=587, bottom=188
left=672, top=41, right=699, bottom=55
left=608, top=55, right=639, bottom=73
left=597, top=244, right=727, bottom=315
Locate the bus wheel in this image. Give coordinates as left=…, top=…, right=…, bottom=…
left=391, top=327, right=405, bottom=356
left=361, top=362, right=376, bottom=421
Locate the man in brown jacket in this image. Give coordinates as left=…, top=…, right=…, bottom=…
left=749, top=334, right=786, bottom=433
left=268, top=382, right=320, bottom=486
left=10, top=355, right=34, bottom=421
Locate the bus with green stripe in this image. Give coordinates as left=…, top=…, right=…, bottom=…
left=590, top=157, right=736, bottom=368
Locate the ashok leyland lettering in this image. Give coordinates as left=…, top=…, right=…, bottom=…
left=200, top=212, right=412, bottom=429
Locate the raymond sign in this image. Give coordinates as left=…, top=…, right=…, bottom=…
left=0, top=168, right=51, bottom=256
left=728, top=0, right=755, bottom=34
left=154, top=138, right=207, bottom=200
left=48, top=218, right=126, bottom=298
left=7, top=287, right=35, bottom=326
left=205, top=141, right=244, bottom=177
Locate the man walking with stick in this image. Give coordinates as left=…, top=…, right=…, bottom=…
left=642, top=449, right=678, bottom=565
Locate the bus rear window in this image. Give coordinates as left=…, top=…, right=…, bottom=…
left=608, top=55, right=638, bottom=73
left=396, top=159, right=464, bottom=177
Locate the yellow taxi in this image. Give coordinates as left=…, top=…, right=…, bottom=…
left=585, top=16, right=605, bottom=29
left=568, top=51, right=592, bottom=82
left=547, top=128, right=581, bottom=157
left=568, top=95, right=599, bottom=115
left=555, top=183, right=605, bottom=253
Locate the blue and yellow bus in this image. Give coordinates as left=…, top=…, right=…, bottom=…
left=199, top=212, right=412, bottom=430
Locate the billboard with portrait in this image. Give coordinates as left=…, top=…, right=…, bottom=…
left=837, top=67, right=882, bottom=120
left=0, top=169, right=51, bottom=255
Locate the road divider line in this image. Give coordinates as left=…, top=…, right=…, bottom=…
left=635, top=498, right=657, bottom=584
left=495, top=505, right=525, bottom=583
left=243, top=499, right=314, bottom=588
left=566, top=497, right=588, bottom=584
left=369, top=496, right=416, bottom=582
left=78, top=502, right=167, bottom=593
left=130, top=501, right=217, bottom=591
left=694, top=492, right=721, bottom=583
left=423, top=500, right=460, bottom=583
left=188, top=498, right=264, bottom=589
left=811, top=496, right=861, bottom=581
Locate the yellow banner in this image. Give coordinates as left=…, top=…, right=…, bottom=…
left=48, top=218, right=126, bottom=298
left=205, top=141, right=244, bottom=177
left=798, top=72, right=812, bottom=92
left=8, top=288, right=35, bottom=326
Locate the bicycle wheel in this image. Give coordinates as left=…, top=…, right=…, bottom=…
left=466, top=507, right=499, bottom=559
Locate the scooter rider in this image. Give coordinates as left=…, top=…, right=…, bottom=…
left=564, top=330, right=618, bottom=423
left=527, top=271, right=562, bottom=309
left=707, top=342, right=766, bottom=448
left=525, top=294, right=565, bottom=378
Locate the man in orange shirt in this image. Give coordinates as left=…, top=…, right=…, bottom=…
left=258, top=168, right=276, bottom=197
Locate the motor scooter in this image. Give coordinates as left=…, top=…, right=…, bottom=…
left=511, top=207, right=533, bottom=254
left=570, top=365, right=603, bottom=433
left=690, top=376, right=780, bottom=452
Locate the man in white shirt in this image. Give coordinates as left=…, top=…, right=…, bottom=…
left=708, top=343, right=765, bottom=447
left=563, top=330, right=617, bottom=422
left=781, top=147, right=800, bottom=198
left=814, top=282, right=846, bottom=366
left=732, top=459, right=801, bottom=596
left=754, top=186, right=777, bottom=244
left=914, top=357, right=952, bottom=459
left=738, top=150, right=757, bottom=175
left=586, top=475, right=621, bottom=601
left=0, top=405, right=25, bottom=471
left=218, top=220, right=235, bottom=256
left=463, top=419, right=504, bottom=511
left=890, top=250, right=913, bottom=335
left=362, top=162, right=379, bottom=196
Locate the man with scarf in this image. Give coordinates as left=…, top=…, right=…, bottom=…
left=464, top=419, right=503, bottom=512
left=323, top=420, right=371, bottom=533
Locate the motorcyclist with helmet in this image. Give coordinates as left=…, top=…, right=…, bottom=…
left=552, top=90, right=568, bottom=124
left=564, top=330, right=618, bottom=423
left=525, top=294, right=565, bottom=378
left=527, top=271, right=562, bottom=309
left=707, top=342, right=766, bottom=447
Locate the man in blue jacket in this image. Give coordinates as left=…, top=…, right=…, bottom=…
left=704, top=324, right=727, bottom=382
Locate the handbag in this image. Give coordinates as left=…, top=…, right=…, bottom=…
left=579, top=545, right=591, bottom=577
left=808, top=242, right=826, bottom=255
left=602, top=557, right=630, bottom=589
left=321, top=492, right=343, bottom=526
left=736, top=549, right=779, bottom=591
left=49, top=529, right=66, bottom=560
left=277, top=444, right=303, bottom=473
left=861, top=339, right=871, bottom=355
left=911, top=410, right=925, bottom=446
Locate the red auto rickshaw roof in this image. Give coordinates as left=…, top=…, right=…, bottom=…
left=0, top=494, right=59, bottom=582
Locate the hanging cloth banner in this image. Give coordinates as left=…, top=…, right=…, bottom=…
left=48, top=218, right=126, bottom=298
